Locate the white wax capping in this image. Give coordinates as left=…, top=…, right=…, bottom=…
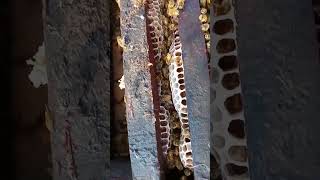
left=118, top=75, right=125, bottom=90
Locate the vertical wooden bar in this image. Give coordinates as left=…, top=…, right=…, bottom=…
left=179, top=0, right=211, bottom=179
left=43, top=0, right=111, bottom=179
left=119, top=0, right=161, bottom=179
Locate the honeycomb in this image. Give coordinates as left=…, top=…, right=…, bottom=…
left=146, top=0, right=164, bottom=60
left=168, top=29, right=193, bottom=170
left=210, top=0, right=250, bottom=179
left=145, top=0, right=195, bottom=178
left=159, top=105, right=171, bottom=156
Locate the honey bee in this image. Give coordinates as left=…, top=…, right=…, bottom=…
left=200, top=0, right=207, bottom=8
left=163, top=95, right=172, bottom=103
left=175, top=159, right=184, bottom=170
left=199, top=14, right=208, bottom=23
left=116, top=36, right=126, bottom=50
left=202, top=23, right=210, bottom=32
left=167, top=5, right=179, bottom=17
left=184, top=168, right=192, bottom=176
left=207, top=0, right=211, bottom=6
left=204, top=34, right=210, bottom=42
left=200, top=8, right=207, bottom=14
left=45, top=105, right=53, bottom=132
left=115, top=0, right=120, bottom=8
left=132, top=0, right=145, bottom=7
left=180, top=176, right=188, bottom=180
left=165, top=53, right=173, bottom=65
left=177, top=0, right=185, bottom=10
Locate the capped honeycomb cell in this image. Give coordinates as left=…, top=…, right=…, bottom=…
left=213, top=0, right=231, bottom=16
left=225, top=163, right=248, bottom=177
left=228, top=146, right=248, bottom=162
left=212, top=135, right=226, bottom=148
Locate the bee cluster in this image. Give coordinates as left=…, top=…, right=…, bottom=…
left=199, top=0, right=211, bottom=58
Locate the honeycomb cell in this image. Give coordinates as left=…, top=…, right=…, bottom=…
left=211, top=67, right=220, bottom=83
left=211, top=88, right=216, bottom=102
left=160, top=120, right=168, bottom=126
left=184, top=168, right=192, bottom=176
left=161, top=139, right=169, bottom=145
left=212, top=105, right=222, bottom=122
left=225, top=163, right=248, bottom=176
left=181, top=122, right=188, bottom=128
left=172, top=76, right=177, bottom=83
left=214, top=0, right=224, bottom=5
left=181, top=118, right=188, bottom=124
left=228, top=145, right=248, bottom=162
left=210, top=151, right=222, bottom=180
left=224, top=93, right=243, bottom=114
left=218, top=55, right=238, bottom=71
left=177, top=67, right=183, bottom=72
left=185, top=137, right=191, bottom=143
left=181, top=99, right=186, bottom=105
left=175, top=51, right=182, bottom=56
left=161, top=132, right=169, bottom=138
left=222, top=73, right=240, bottom=90
left=211, top=148, right=221, bottom=164
left=183, top=145, right=187, bottom=151
left=180, top=91, right=186, bottom=98
left=212, top=135, right=225, bottom=148
left=216, top=38, right=236, bottom=54
left=228, top=119, right=245, bottom=138
left=213, top=19, right=234, bottom=35
left=186, top=159, right=193, bottom=164
left=213, top=1, right=231, bottom=16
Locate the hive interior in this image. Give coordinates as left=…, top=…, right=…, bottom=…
left=112, top=0, right=250, bottom=179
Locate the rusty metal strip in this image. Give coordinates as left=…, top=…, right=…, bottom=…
left=178, top=0, right=211, bottom=179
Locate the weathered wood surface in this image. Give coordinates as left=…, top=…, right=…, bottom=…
left=179, top=0, right=211, bottom=179
left=43, top=0, right=110, bottom=179
left=235, top=0, right=320, bottom=179
left=119, top=1, right=161, bottom=179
